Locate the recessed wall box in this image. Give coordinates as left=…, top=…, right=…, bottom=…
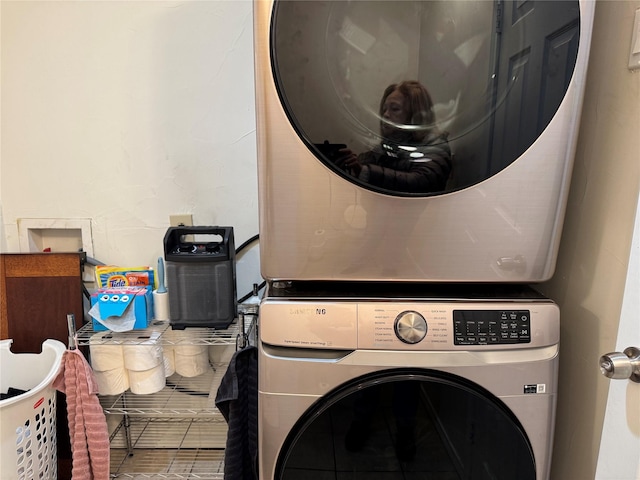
left=18, top=218, right=93, bottom=257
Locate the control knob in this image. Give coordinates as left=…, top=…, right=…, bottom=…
left=395, top=311, right=427, bottom=344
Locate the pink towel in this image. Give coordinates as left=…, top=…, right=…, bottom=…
left=54, top=349, right=110, bottom=480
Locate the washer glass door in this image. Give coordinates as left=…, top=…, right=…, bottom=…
left=271, top=0, right=581, bottom=196
left=275, top=370, right=536, bottom=479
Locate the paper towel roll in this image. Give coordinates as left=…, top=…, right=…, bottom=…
left=174, top=344, right=208, bottom=356
left=153, top=290, right=169, bottom=321
left=163, top=328, right=209, bottom=377
left=90, top=333, right=125, bottom=371
left=128, top=365, right=166, bottom=394
left=209, top=344, right=235, bottom=365
left=162, top=346, right=176, bottom=377
left=95, top=368, right=130, bottom=396
left=174, top=350, right=210, bottom=377
left=161, top=329, right=176, bottom=377
left=169, top=329, right=208, bottom=350
left=123, top=340, right=163, bottom=371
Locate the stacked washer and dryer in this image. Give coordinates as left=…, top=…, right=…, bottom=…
left=252, top=1, right=595, bottom=479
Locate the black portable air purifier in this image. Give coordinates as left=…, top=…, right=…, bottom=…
left=163, top=226, right=237, bottom=329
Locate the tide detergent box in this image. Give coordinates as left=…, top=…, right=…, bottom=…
left=90, top=286, right=153, bottom=332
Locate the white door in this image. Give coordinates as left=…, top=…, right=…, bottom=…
left=595, top=190, right=640, bottom=480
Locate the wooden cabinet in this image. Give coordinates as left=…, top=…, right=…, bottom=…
left=0, top=253, right=83, bottom=353
left=0, top=252, right=84, bottom=480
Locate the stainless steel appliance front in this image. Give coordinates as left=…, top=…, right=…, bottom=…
left=254, top=0, right=595, bottom=282
left=259, top=284, right=560, bottom=479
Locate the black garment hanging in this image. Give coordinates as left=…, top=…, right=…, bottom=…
left=215, top=345, right=258, bottom=480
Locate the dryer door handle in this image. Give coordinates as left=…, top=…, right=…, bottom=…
left=599, top=347, right=640, bottom=383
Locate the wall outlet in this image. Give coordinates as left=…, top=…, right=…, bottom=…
left=169, top=214, right=193, bottom=227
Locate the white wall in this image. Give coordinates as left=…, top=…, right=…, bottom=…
left=0, top=0, right=260, bottom=293
left=2, top=1, right=640, bottom=477
left=539, top=1, right=640, bottom=479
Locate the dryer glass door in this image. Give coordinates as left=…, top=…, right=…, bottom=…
left=271, top=0, right=581, bottom=196
left=275, top=370, right=536, bottom=479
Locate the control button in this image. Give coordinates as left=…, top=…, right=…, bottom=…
left=454, top=320, right=464, bottom=335
left=206, top=244, right=222, bottom=253
left=453, top=309, right=531, bottom=345
left=466, top=321, right=478, bottom=337
left=394, top=311, right=427, bottom=344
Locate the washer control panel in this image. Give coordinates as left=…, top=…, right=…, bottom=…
left=260, top=300, right=557, bottom=351
left=453, top=310, right=531, bottom=345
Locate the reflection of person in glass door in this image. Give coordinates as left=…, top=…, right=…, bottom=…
left=335, top=80, right=452, bottom=194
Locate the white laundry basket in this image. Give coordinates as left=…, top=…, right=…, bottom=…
left=0, top=339, right=66, bottom=480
